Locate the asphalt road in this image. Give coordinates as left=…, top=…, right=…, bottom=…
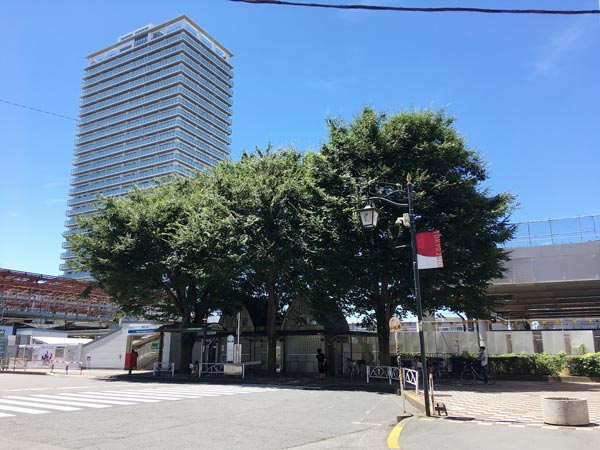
left=0, top=374, right=406, bottom=450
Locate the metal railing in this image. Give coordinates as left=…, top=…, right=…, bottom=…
left=199, top=362, right=224, bottom=377
left=507, top=215, right=600, bottom=248
left=365, top=366, right=419, bottom=394
left=152, top=361, right=175, bottom=377
left=401, top=368, right=420, bottom=394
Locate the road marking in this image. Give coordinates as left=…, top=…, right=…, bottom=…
left=0, top=399, right=80, bottom=411
left=105, top=392, right=186, bottom=400
left=0, top=385, right=278, bottom=419
left=33, top=394, right=125, bottom=406
left=78, top=392, right=160, bottom=403
left=20, top=396, right=111, bottom=408
left=129, top=390, right=220, bottom=398
left=0, top=404, right=50, bottom=415
left=50, top=394, right=136, bottom=405
left=387, top=424, right=403, bottom=449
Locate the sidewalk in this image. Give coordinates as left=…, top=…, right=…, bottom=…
left=429, top=380, right=600, bottom=431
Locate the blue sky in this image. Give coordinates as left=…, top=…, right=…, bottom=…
left=1, top=0, right=599, bottom=276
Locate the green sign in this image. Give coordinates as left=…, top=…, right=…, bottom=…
left=151, top=342, right=160, bottom=351
left=0, top=336, right=7, bottom=360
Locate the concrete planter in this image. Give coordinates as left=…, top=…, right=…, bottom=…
left=541, top=397, right=589, bottom=426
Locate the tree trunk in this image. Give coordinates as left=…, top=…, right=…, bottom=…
left=266, top=278, right=278, bottom=375
left=375, top=300, right=392, bottom=366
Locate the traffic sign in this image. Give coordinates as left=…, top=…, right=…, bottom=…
left=389, top=317, right=402, bottom=331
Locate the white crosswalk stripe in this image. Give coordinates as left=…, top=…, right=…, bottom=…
left=0, top=399, right=80, bottom=411
left=16, top=396, right=111, bottom=409
left=0, top=384, right=276, bottom=419
left=0, top=404, right=50, bottom=415
left=75, top=392, right=160, bottom=402
left=46, top=394, right=137, bottom=405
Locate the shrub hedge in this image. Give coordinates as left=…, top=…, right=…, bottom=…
left=448, top=352, right=599, bottom=377
left=566, top=353, right=600, bottom=377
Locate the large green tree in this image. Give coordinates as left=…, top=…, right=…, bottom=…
left=69, top=175, right=240, bottom=368
left=210, top=148, right=336, bottom=374
left=319, top=107, right=516, bottom=363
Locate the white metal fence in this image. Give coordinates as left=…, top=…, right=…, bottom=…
left=365, top=365, right=419, bottom=394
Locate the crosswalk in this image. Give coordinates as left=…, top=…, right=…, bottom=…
left=0, top=385, right=276, bottom=419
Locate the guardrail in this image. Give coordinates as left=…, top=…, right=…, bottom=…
left=401, top=368, right=419, bottom=394
left=366, top=365, right=419, bottom=394
left=507, top=214, right=600, bottom=248
left=152, top=361, right=175, bottom=377
left=50, top=360, right=84, bottom=375
left=199, top=362, right=224, bottom=377
left=197, top=361, right=262, bottom=379
left=241, top=361, right=262, bottom=379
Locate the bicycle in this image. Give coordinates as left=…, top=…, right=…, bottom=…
left=459, top=363, right=496, bottom=385
left=429, top=361, right=450, bottom=384
left=345, top=358, right=366, bottom=380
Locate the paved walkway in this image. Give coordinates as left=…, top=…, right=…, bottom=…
left=431, top=380, right=600, bottom=431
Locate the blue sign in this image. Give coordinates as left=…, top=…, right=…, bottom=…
left=127, top=328, right=159, bottom=334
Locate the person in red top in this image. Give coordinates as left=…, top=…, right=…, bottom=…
left=128, top=349, right=138, bottom=374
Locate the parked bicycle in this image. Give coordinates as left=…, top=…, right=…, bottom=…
left=345, top=358, right=366, bottom=380
left=429, top=361, right=450, bottom=384
left=460, top=362, right=496, bottom=385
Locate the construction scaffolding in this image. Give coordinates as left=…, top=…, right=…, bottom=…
left=0, top=268, right=118, bottom=322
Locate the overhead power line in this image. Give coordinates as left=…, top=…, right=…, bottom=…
left=0, top=99, right=77, bottom=121
left=230, top=0, right=600, bottom=15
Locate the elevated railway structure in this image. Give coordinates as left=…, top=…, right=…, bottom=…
left=0, top=215, right=598, bottom=328
left=490, top=215, right=600, bottom=321
left=0, top=268, right=118, bottom=325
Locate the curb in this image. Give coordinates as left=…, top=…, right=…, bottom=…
left=0, top=371, right=48, bottom=376
left=404, top=391, right=425, bottom=414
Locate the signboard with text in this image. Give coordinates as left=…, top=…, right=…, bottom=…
left=416, top=231, right=444, bottom=270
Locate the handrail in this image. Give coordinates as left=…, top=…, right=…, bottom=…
left=152, top=361, right=175, bottom=377
left=199, top=362, right=224, bottom=377
left=364, top=365, right=419, bottom=394
left=401, top=368, right=420, bottom=394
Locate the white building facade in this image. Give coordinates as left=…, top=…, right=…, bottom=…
left=61, top=15, right=233, bottom=278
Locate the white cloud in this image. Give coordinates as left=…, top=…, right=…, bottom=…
left=533, top=18, right=591, bottom=75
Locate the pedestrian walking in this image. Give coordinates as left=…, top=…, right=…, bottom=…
left=316, top=348, right=328, bottom=380
left=479, top=345, right=489, bottom=384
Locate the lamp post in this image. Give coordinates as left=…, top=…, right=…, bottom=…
left=201, top=316, right=208, bottom=370
left=358, top=174, right=431, bottom=416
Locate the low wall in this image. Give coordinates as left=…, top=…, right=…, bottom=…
left=391, top=329, right=595, bottom=355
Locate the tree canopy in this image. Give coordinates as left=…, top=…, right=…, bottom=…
left=68, top=174, right=241, bottom=367
left=319, top=107, right=516, bottom=362
left=69, top=106, right=516, bottom=370
left=208, top=147, right=338, bottom=373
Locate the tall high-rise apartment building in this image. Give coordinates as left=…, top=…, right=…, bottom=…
left=61, top=15, right=233, bottom=278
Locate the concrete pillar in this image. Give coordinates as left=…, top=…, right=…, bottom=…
left=542, top=397, right=589, bottom=426
left=477, top=320, right=489, bottom=347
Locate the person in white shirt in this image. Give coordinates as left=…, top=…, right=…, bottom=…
left=479, top=346, right=489, bottom=384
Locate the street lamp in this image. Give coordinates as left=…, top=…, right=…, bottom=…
left=358, top=174, right=431, bottom=416
left=201, top=316, right=208, bottom=371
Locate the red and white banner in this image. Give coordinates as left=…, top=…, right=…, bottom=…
left=416, top=231, right=443, bottom=270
